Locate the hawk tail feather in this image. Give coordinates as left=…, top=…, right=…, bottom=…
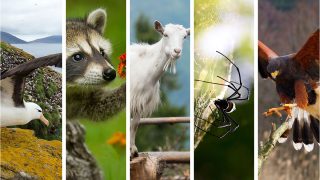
left=289, top=108, right=319, bottom=152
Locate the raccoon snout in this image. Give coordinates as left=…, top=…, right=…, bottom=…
left=103, top=68, right=116, bottom=81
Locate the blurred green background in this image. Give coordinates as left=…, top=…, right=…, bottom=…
left=194, top=0, right=254, bottom=179
left=67, top=0, right=126, bottom=179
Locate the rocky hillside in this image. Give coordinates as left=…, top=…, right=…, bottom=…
left=0, top=128, right=62, bottom=179
left=0, top=41, right=62, bottom=140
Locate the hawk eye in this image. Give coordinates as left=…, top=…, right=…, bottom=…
left=72, top=53, right=84, bottom=62
left=100, top=49, right=105, bottom=56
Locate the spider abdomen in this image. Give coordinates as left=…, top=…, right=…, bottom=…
left=215, top=99, right=236, bottom=113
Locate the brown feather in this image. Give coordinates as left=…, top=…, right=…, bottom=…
left=295, top=80, right=308, bottom=108
left=308, top=79, right=318, bottom=90
left=293, top=29, right=319, bottom=75
left=258, top=41, right=278, bottom=79
left=278, top=92, right=291, bottom=104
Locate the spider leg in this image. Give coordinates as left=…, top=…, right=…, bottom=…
left=218, top=105, right=240, bottom=133
left=194, top=123, right=223, bottom=138
left=216, top=51, right=249, bottom=101
left=209, top=105, right=231, bottom=128
left=194, top=79, right=237, bottom=92
left=216, top=51, right=242, bottom=86
left=195, top=79, right=241, bottom=100
left=228, top=80, right=250, bottom=100
left=194, top=107, right=231, bottom=128
left=217, top=75, right=238, bottom=91
left=216, top=76, right=241, bottom=100
left=216, top=76, right=250, bottom=101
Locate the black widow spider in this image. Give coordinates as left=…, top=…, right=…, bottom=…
left=194, top=51, right=250, bottom=138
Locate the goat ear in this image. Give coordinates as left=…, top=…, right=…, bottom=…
left=86, top=8, right=107, bottom=34
left=154, top=20, right=164, bottom=34
left=186, top=28, right=190, bottom=36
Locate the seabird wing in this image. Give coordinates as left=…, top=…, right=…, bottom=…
left=0, top=76, right=25, bottom=107
left=293, top=29, right=319, bottom=81
left=258, top=40, right=278, bottom=79
left=0, top=53, right=62, bottom=79
left=0, top=53, right=61, bottom=107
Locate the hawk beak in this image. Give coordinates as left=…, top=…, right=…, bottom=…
left=39, top=114, right=49, bottom=126
left=271, top=71, right=279, bottom=79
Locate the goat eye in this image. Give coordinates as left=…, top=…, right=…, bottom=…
left=37, top=109, right=42, bottom=112
left=164, top=34, right=168, bottom=37
left=72, top=53, right=84, bottom=62
left=184, top=35, right=187, bottom=39
left=100, top=49, right=105, bottom=56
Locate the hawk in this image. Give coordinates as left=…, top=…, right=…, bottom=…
left=258, top=29, right=319, bottom=151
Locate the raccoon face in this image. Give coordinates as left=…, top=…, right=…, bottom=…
left=66, top=8, right=116, bottom=85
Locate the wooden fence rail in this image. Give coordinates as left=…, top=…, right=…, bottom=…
left=139, top=117, right=190, bottom=125
left=131, top=117, right=190, bottom=180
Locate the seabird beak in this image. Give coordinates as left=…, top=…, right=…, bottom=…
left=271, top=71, right=279, bottom=79
left=39, top=114, right=49, bottom=126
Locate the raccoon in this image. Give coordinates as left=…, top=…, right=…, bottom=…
left=66, top=9, right=126, bottom=120
left=66, top=8, right=116, bottom=85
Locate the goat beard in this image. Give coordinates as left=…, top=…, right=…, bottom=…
left=163, top=57, right=177, bottom=74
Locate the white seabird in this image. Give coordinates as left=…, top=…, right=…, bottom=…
left=0, top=53, right=62, bottom=127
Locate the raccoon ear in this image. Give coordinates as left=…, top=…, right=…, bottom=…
left=87, top=8, right=107, bottom=34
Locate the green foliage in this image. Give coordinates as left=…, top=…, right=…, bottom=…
left=135, top=14, right=160, bottom=44
left=34, top=70, right=46, bottom=99
left=47, top=81, right=58, bottom=97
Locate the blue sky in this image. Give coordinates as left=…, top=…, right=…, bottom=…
left=131, top=0, right=191, bottom=114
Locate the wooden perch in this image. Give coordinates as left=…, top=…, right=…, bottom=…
left=139, top=151, right=190, bottom=163
left=66, top=121, right=103, bottom=179
left=139, top=117, right=190, bottom=125
left=258, top=121, right=289, bottom=176
left=130, top=151, right=190, bottom=180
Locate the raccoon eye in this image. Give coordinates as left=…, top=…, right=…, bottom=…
left=100, top=49, right=105, bottom=56
left=73, top=53, right=84, bottom=62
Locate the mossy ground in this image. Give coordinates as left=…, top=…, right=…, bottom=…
left=0, top=128, right=62, bottom=179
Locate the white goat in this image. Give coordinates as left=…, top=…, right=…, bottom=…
left=130, top=20, right=190, bottom=158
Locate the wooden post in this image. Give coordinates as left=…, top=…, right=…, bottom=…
left=130, top=151, right=190, bottom=180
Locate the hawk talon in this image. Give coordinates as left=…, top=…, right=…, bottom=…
left=263, top=104, right=296, bottom=118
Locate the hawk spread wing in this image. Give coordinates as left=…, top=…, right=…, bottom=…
left=293, top=29, right=319, bottom=81
left=258, top=41, right=278, bottom=79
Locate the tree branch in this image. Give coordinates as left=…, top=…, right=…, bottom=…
left=258, top=121, right=289, bottom=176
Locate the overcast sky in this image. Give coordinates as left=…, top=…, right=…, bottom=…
left=1, top=0, right=62, bottom=41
